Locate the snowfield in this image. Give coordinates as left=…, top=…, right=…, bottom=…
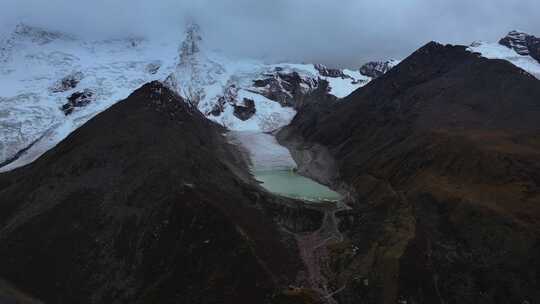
left=217, top=89, right=297, bottom=132
left=0, top=24, right=376, bottom=171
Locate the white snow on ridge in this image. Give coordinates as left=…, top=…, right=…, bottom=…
left=216, top=89, right=296, bottom=132
left=0, top=23, right=377, bottom=171
left=0, top=26, right=178, bottom=170
left=468, top=42, right=540, bottom=79
left=261, top=63, right=371, bottom=98
left=328, top=69, right=371, bottom=98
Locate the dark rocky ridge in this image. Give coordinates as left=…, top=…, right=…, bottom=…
left=210, top=84, right=238, bottom=116
left=279, top=42, right=540, bottom=304
left=252, top=69, right=325, bottom=109
left=0, top=81, right=326, bottom=304
left=209, top=63, right=364, bottom=119
left=499, top=30, right=540, bottom=63
left=49, top=71, right=84, bottom=93
left=233, top=98, right=256, bottom=121
left=359, top=60, right=397, bottom=78
left=314, top=64, right=349, bottom=79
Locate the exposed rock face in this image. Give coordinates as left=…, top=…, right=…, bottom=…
left=499, top=30, right=540, bottom=63
left=252, top=69, right=322, bottom=108
left=279, top=42, right=540, bottom=304
left=233, top=98, right=256, bottom=121
left=359, top=60, right=398, bottom=78
left=49, top=72, right=84, bottom=93
left=61, top=89, right=94, bottom=115
left=313, top=64, right=348, bottom=78
left=210, top=85, right=238, bottom=116
left=0, top=81, right=324, bottom=304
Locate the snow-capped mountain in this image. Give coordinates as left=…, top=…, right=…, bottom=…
left=0, top=23, right=384, bottom=171
left=0, top=24, right=177, bottom=171
left=499, top=30, right=540, bottom=63
left=163, top=22, right=375, bottom=132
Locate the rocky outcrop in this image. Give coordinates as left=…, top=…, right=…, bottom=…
left=251, top=69, right=323, bottom=108
left=0, top=81, right=325, bottom=304
left=313, top=64, right=348, bottom=78
left=280, top=42, right=540, bottom=304
left=50, top=72, right=84, bottom=93
left=210, top=85, right=238, bottom=116
left=359, top=60, right=398, bottom=78
left=499, top=30, right=540, bottom=63
left=233, top=98, right=256, bottom=121
left=61, top=89, right=94, bottom=115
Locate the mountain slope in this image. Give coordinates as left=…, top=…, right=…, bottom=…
left=278, top=42, right=540, bottom=304
left=0, top=82, right=325, bottom=304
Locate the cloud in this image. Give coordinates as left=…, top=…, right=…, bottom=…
left=3, top=0, right=540, bottom=67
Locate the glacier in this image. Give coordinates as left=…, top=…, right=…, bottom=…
left=0, top=23, right=376, bottom=171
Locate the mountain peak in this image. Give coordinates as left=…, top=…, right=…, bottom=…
left=499, top=30, right=540, bottom=63
left=179, top=22, right=203, bottom=63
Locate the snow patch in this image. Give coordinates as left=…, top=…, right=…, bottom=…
left=213, top=90, right=296, bottom=132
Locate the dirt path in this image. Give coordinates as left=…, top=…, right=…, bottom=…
left=296, top=206, right=347, bottom=304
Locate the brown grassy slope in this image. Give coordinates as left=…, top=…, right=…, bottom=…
left=279, top=42, right=540, bottom=304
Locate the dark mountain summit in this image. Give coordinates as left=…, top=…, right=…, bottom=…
left=0, top=81, right=325, bottom=304
left=278, top=42, right=540, bottom=304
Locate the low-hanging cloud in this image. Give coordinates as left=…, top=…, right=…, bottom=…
left=3, top=0, right=540, bottom=67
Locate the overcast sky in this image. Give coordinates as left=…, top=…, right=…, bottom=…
left=3, top=0, right=540, bottom=67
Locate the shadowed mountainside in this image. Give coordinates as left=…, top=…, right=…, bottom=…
left=0, top=81, right=326, bottom=304
left=278, top=42, right=540, bottom=304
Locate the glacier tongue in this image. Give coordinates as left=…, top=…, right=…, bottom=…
left=0, top=23, right=377, bottom=171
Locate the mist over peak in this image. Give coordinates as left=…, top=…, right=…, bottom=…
left=3, top=0, right=540, bottom=67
